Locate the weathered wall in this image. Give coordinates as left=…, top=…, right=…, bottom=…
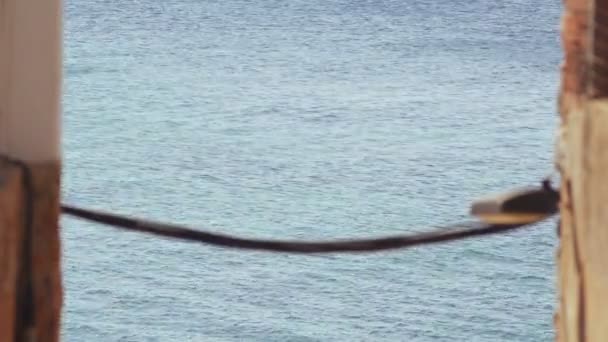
left=556, top=0, right=608, bottom=341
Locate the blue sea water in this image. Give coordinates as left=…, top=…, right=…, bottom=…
left=61, top=0, right=562, bottom=341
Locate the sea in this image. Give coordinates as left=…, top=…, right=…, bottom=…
left=61, top=0, right=562, bottom=341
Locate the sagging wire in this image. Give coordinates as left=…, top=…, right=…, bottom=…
left=60, top=179, right=559, bottom=254
left=3, top=154, right=559, bottom=256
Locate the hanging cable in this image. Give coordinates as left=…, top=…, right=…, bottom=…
left=1, top=156, right=36, bottom=341
left=61, top=203, right=551, bottom=253
left=60, top=179, right=559, bottom=254
left=3, top=153, right=560, bottom=255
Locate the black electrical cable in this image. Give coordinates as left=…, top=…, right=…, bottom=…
left=2, top=153, right=559, bottom=257
left=60, top=204, right=552, bottom=254
left=1, top=156, right=36, bottom=341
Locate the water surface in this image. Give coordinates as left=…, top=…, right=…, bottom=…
left=63, top=1, right=562, bottom=340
